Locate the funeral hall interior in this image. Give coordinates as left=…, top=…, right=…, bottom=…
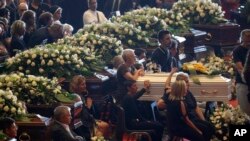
left=0, top=0, right=250, bottom=141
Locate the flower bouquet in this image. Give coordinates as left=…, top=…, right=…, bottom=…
left=0, top=89, right=26, bottom=118
left=172, top=0, right=226, bottom=25
left=79, top=22, right=151, bottom=48
left=0, top=73, right=73, bottom=104
left=210, top=103, right=250, bottom=141
left=123, top=7, right=189, bottom=35
left=110, top=13, right=168, bottom=38
left=200, top=55, right=235, bottom=78
left=57, top=33, right=123, bottom=63
left=4, top=44, right=104, bottom=78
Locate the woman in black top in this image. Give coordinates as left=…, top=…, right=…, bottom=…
left=9, top=20, right=26, bottom=56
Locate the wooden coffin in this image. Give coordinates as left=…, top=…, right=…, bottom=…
left=192, top=23, right=240, bottom=46
left=136, top=73, right=231, bottom=102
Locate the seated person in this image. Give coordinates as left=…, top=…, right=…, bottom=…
left=0, top=117, right=18, bottom=141
left=121, top=80, right=164, bottom=141
left=69, top=76, right=110, bottom=140
left=116, top=49, right=144, bottom=103
left=50, top=105, right=84, bottom=141
left=157, top=68, right=215, bottom=141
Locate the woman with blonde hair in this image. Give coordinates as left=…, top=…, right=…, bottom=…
left=9, top=20, right=26, bottom=56
left=166, top=80, right=206, bottom=141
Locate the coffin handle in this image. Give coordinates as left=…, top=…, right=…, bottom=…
left=200, top=89, right=218, bottom=95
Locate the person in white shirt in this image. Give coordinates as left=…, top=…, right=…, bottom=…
left=83, top=0, right=107, bottom=26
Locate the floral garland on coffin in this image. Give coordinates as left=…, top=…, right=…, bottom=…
left=123, top=7, right=189, bottom=35
left=57, top=33, right=123, bottom=63
left=79, top=22, right=150, bottom=48
left=110, top=14, right=168, bottom=38
left=3, top=44, right=104, bottom=78
left=0, top=89, right=26, bottom=118
left=172, top=0, right=226, bottom=25
left=210, top=104, right=250, bottom=141
left=0, top=73, right=72, bottom=105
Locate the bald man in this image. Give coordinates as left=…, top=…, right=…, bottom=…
left=17, top=2, right=28, bottom=19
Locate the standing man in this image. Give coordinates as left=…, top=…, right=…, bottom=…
left=151, top=30, right=176, bottom=72
left=83, top=0, right=107, bottom=25
left=233, top=29, right=250, bottom=116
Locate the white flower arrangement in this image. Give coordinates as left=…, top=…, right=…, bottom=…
left=111, top=13, right=168, bottom=38
left=200, top=55, right=235, bottom=77
left=0, top=73, right=72, bottom=104
left=0, top=89, right=26, bottom=118
left=57, top=33, right=123, bottom=63
left=210, top=103, right=250, bottom=141
left=122, top=7, right=189, bottom=35
left=172, top=0, right=226, bottom=24
left=79, top=22, right=150, bottom=48
left=4, top=44, right=103, bottom=78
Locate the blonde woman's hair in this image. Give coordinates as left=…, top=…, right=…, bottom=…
left=169, top=80, right=186, bottom=101
left=11, top=20, right=26, bottom=36
left=69, top=75, right=86, bottom=93
left=176, top=72, right=189, bottom=81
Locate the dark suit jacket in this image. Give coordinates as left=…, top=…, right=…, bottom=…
left=50, top=121, right=84, bottom=141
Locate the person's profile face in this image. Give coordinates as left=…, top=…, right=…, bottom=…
left=78, top=80, right=87, bottom=94
left=62, top=110, right=72, bottom=125
left=128, top=83, right=138, bottom=94
left=6, top=123, right=18, bottom=138
left=160, top=34, right=172, bottom=47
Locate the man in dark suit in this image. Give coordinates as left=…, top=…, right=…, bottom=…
left=50, top=105, right=85, bottom=141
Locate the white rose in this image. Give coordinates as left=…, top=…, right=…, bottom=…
left=19, top=66, right=23, bottom=71
left=65, top=55, right=70, bottom=59
left=41, top=60, right=46, bottom=65
left=137, top=35, right=142, bottom=40
left=44, top=54, right=49, bottom=58
left=25, top=70, right=30, bottom=74
left=11, top=107, right=16, bottom=113
left=31, top=54, right=37, bottom=59
left=0, top=82, right=2, bottom=87
left=129, top=30, right=133, bottom=35
left=24, top=53, right=29, bottom=58
left=31, top=62, right=35, bottom=66
left=5, top=95, right=11, bottom=100
left=128, top=40, right=132, bottom=45
left=3, top=105, right=9, bottom=112
left=27, top=59, right=31, bottom=64
left=56, top=58, right=60, bottom=63
left=7, top=82, right=13, bottom=87
left=46, top=85, right=51, bottom=89
left=39, top=68, right=44, bottom=73
left=124, top=28, right=128, bottom=33
left=17, top=109, right=22, bottom=115
left=47, top=60, right=54, bottom=66
left=32, top=81, right=37, bottom=86
left=92, top=40, right=97, bottom=44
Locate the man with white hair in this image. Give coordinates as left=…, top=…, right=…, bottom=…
left=50, top=105, right=85, bottom=141
left=116, top=49, right=144, bottom=103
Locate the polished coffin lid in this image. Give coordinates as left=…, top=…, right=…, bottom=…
left=136, top=73, right=231, bottom=102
